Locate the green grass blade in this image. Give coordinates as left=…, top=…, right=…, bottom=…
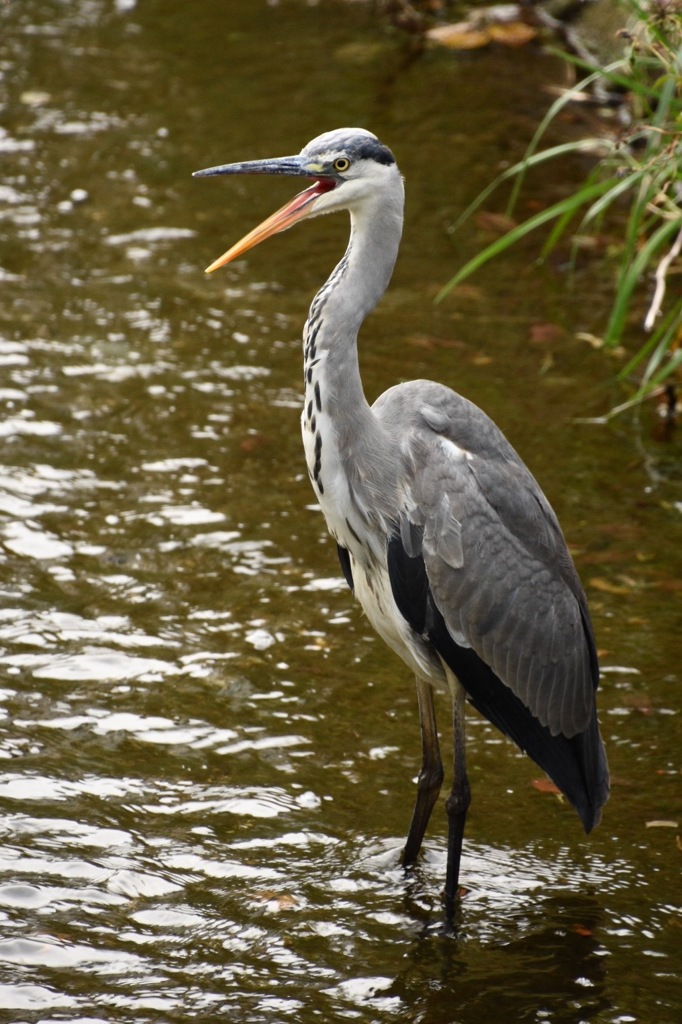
left=447, top=140, right=609, bottom=237
left=439, top=177, right=621, bottom=300
left=556, top=49, right=665, bottom=106
left=581, top=170, right=647, bottom=227
left=641, top=305, right=682, bottom=384
left=541, top=165, right=643, bottom=258
left=605, top=216, right=682, bottom=345
left=647, top=346, right=682, bottom=387
left=505, top=66, right=610, bottom=214
left=617, top=310, right=677, bottom=380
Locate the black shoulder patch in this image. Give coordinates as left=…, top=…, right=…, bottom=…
left=387, top=534, right=429, bottom=634
left=337, top=544, right=354, bottom=592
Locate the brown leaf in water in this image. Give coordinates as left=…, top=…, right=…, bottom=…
left=405, top=334, right=466, bottom=351
left=445, top=282, right=485, bottom=302
left=254, top=890, right=298, bottom=910
left=572, top=923, right=594, bottom=937
left=531, top=778, right=561, bottom=794
left=239, top=434, right=269, bottom=453
left=474, top=210, right=517, bottom=234
left=529, top=322, right=564, bottom=345
left=427, top=22, right=492, bottom=49
left=427, top=16, right=537, bottom=50
left=487, top=21, right=537, bottom=46
left=621, top=692, right=655, bottom=716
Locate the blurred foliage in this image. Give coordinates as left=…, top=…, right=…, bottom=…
left=440, top=0, right=682, bottom=417
left=376, top=0, right=459, bottom=33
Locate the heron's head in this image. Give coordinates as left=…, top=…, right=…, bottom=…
left=193, top=128, right=401, bottom=274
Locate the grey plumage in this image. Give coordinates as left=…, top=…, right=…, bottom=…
left=376, top=381, right=596, bottom=738
left=194, top=127, right=609, bottom=915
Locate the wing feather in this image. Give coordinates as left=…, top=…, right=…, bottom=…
left=373, top=380, right=609, bottom=827
left=386, top=534, right=609, bottom=832
left=377, top=381, right=600, bottom=739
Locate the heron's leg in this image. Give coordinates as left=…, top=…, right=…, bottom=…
left=444, top=681, right=470, bottom=913
left=402, top=676, right=444, bottom=868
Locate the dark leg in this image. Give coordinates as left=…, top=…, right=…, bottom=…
left=402, top=677, right=444, bottom=868
left=444, top=681, right=470, bottom=917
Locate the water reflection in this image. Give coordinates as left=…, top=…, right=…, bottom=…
left=392, top=895, right=610, bottom=1024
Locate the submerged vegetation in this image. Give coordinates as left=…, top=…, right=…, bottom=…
left=438, top=0, right=682, bottom=417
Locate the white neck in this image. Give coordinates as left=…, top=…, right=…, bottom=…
left=300, top=172, right=405, bottom=554
left=304, top=173, right=404, bottom=410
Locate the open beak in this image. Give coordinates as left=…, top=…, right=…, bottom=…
left=192, top=156, right=335, bottom=274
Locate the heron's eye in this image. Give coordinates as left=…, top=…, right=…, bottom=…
left=333, top=157, right=350, bottom=173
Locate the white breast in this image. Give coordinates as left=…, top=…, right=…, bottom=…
left=299, top=364, right=447, bottom=691
left=301, top=401, right=375, bottom=556
left=352, top=557, right=448, bottom=690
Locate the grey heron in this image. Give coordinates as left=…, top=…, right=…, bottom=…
left=193, top=128, right=609, bottom=915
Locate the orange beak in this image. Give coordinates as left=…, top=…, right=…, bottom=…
left=192, top=156, right=336, bottom=274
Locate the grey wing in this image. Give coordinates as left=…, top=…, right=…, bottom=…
left=377, top=381, right=598, bottom=739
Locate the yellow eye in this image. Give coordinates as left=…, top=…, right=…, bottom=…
left=333, top=157, right=350, bottom=173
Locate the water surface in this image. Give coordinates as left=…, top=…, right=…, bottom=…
left=0, top=2, right=680, bottom=1022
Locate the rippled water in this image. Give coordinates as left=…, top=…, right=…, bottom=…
left=0, top=1, right=680, bottom=1022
